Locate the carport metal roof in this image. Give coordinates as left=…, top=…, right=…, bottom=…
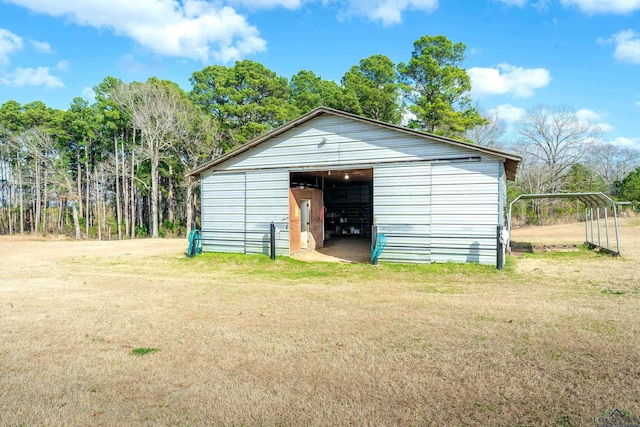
left=508, top=192, right=621, bottom=256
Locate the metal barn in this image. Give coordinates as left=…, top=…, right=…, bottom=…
left=187, top=107, right=522, bottom=265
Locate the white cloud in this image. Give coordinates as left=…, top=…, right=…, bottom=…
left=29, top=39, right=52, bottom=53
left=81, top=86, right=96, bottom=102
left=597, top=123, right=615, bottom=132
left=229, top=0, right=302, bottom=9
left=489, top=104, right=526, bottom=123
left=56, top=60, right=70, bottom=71
left=493, top=0, right=550, bottom=10
left=468, top=63, right=552, bottom=98
left=561, top=0, right=640, bottom=14
left=605, top=29, right=640, bottom=64
left=608, top=136, right=640, bottom=150
left=575, top=108, right=615, bottom=132
left=4, top=0, right=267, bottom=62
left=0, top=66, right=64, bottom=89
left=575, top=108, right=602, bottom=122
left=339, top=0, right=439, bottom=26
left=0, top=28, right=23, bottom=66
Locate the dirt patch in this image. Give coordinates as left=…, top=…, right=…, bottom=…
left=510, top=241, right=582, bottom=256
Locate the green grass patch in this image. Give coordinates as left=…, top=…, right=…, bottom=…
left=182, top=251, right=507, bottom=286
left=131, top=347, right=160, bottom=356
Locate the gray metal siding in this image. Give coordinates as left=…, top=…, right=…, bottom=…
left=219, top=115, right=478, bottom=171
left=199, top=113, right=510, bottom=264
left=430, top=162, right=500, bottom=264
left=245, top=171, right=290, bottom=256
left=374, top=164, right=431, bottom=263
left=200, top=170, right=290, bottom=256
left=200, top=172, right=246, bottom=253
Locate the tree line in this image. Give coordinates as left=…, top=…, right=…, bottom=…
left=0, top=34, right=638, bottom=239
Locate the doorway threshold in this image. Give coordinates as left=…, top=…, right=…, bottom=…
left=292, top=237, right=371, bottom=264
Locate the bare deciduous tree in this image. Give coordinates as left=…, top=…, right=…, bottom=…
left=173, top=105, right=222, bottom=235
left=112, top=79, right=184, bottom=238
left=465, top=106, right=504, bottom=147
left=514, top=105, right=602, bottom=193
left=587, top=142, right=640, bottom=185
left=12, top=128, right=82, bottom=238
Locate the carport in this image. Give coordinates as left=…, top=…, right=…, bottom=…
left=508, top=192, right=621, bottom=256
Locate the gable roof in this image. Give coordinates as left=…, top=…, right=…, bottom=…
left=187, top=107, right=522, bottom=180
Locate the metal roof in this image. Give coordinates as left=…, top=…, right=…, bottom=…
left=507, top=192, right=622, bottom=256
left=511, top=192, right=617, bottom=208
left=187, top=107, right=523, bottom=180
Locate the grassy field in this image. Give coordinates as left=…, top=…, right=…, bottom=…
left=1, top=218, right=639, bottom=426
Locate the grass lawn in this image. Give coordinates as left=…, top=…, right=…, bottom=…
left=1, top=218, right=639, bottom=426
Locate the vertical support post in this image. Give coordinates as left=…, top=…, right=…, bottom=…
left=496, top=225, right=504, bottom=270
left=604, top=207, right=610, bottom=250
left=596, top=207, right=601, bottom=247
left=589, top=207, right=594, bottom=246
left=584, top=208, right=588, bottom=245
left=613, top=203, right=621, bottom=256
left=270, top=222, right=276, bottom=260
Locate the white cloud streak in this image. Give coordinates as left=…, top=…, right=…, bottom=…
left=608, top=29, right=640, bottom=64
left=229, top=0, right=302, bottom=9
left=335, top=0, right=439, bottom=26
left=29, top=39, right=52, bottom=53
left=0, top=28, right=23, bottom=66
left=576, top=108, right=615, bottom=132
left=489, top=104, right=526, bottom=123
left=82, top=86, right=96, bottom=102
left=607, top=136, right=640, bottom=150
left=0, top=66, right=64, bottom=89
left=4, top=0, right=267, bottom=62
left=468, top=63, right=552, bottom=98
left=561, top=0, right=640, bottom=14
left=56, top=60, right=70, bottom=71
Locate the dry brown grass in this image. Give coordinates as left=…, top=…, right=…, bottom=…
left=1, top=219, right=639, bottom=426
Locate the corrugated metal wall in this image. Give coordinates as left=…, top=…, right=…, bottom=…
left=245, top=171, right=290, bottom=256
left=374, top=164, right=431, bottom=263
left=430, top=161, right=500, bottom=264
left=201, top=172, right=246, bottom=253
left=199, top=114, right=508, bottom=264
left=201, top=170, right=290, bottom=256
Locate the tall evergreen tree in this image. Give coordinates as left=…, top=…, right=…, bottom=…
left=398, top=35, right=486, bottom=138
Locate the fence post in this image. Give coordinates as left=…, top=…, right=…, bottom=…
left=497, top=225, right=504, bottom=270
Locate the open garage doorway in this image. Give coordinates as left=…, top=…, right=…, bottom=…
left=290, top=168, right=373, bottom=263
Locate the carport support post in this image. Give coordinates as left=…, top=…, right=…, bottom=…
left=596, top=207, right=601, bottom=247
left=589, top=208, right=595, bottom=245
left=613, top=203, right=621, bottom=255
left=270, top=222, right=276, bottom=260
left=604, top=207, right=610, bottom=250
left=584, top=208, right=588, bottom=244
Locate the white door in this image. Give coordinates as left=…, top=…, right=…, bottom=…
left=300, top=199, right=310, bottom=249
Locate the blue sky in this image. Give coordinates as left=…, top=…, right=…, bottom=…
left=0, top=0, right=638, bottom=149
